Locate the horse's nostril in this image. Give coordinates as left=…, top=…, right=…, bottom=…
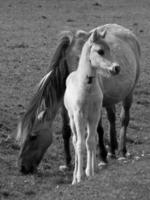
left=20, top=164, right=35, bottom=174
left=114, top=65, right=120, bottom=74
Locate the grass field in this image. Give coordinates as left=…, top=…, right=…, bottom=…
left=0, top=0, right=150, bottom=199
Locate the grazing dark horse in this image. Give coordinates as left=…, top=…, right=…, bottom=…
left=17, top=24, right=140, bottom=174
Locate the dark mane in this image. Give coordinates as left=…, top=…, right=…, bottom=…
left=17, top=31, right=74, bottom=142
left=44, top=34, right=73, bottom=109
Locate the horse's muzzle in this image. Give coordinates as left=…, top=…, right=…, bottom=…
left=111, top=64, right=120, bottom=75
left=18, top=159, right=36, bottom=174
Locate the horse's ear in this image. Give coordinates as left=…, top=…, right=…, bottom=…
left=92, top=29, right=99, bottom=42
left=76, top=30, right=89, bottom=40
left=90, top=29, right=107, bottom=42
left=100, top=29, right=107, bottom=38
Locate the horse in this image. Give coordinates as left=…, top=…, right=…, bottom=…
left=64, top=29, right=120, bottom=184
left=16, top=24, right=140, bottom=174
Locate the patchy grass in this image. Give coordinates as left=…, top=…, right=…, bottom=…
left=0, top=0, right=150, bottom=199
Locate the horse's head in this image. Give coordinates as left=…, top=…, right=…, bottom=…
left=66, top=29, right=120, bottom=77
left=17, top=31, right=73, bottom=174
left=88, top=29, right=120, bottom=77
left=17, top=117, right=53, bottom=174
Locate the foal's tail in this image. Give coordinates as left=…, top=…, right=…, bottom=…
left=16, top=32, right=73, bottom=144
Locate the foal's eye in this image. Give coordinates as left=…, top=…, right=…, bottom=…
left=97, top=49, right=105, bottom=56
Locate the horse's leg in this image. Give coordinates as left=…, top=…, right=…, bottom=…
left=72, top=134, right=78, bottom=184
left=118, top=93, right=133, bottom=159
left=86, top=124, right=96, bottom=177
left=74, top=113, right=85, bottom=183
left=60, top=106, right=72, bottom=170
left=97, top=119, right=108, bottom=165
left=106, top=105, right=118, bottom=158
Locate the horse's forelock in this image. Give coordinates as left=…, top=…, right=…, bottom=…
left=16, top=121, right=28, bottom=146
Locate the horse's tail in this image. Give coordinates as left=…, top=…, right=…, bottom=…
left=16, top=32, right=73, bottom=144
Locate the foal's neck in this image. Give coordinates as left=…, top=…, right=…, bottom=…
left=77, top=42, right=97, bottom=84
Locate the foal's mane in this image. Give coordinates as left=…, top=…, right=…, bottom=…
left=17, top=31, right=74, bottom=142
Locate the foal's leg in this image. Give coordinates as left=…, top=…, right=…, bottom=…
left=86, top=124, right=97, bottom=177
left=106, top=105, right=118, bottom=158
left=61, top=106, right=72, bottom=170
left=74, top=113, right=85, bottom=183
left=72, top=134, right=78, bottom=185
left=97, top=119, right=108, bottom=164
left=118, top=93, right=133, bottom=159
left=70, top=118, right=78, bottom=184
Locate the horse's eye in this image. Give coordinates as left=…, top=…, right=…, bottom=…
left=29, top=134, right=37, bottom=141
left=97, top=49, right=105, bottom=56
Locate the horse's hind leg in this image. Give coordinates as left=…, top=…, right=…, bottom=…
left=97, top=119, right=108, bottom=165
left=106, top=105, right=118, bottom=158
left=118, top=93, right=133, bottom=159
left=60, top=106, right=72, bottom=170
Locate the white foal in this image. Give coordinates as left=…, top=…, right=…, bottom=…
left=64, top=29, right=120, bottom=184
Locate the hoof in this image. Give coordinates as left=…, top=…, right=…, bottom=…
left=126, top=152, right=132, bottom=158
left=72, top=178, right=77, bottom=185
left=118, top=156, right=126, bottom=161
left=59, top=165, right=71, bottom=172
left=59, top=163, right=73, bottom=172
left=98, top=161, right=107, bottom=168
left=134, top=156, right=140, bottom=161
left=107, top=152, right=116, bottom=159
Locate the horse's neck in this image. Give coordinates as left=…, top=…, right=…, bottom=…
left=77, top=43, right=96, bottom=81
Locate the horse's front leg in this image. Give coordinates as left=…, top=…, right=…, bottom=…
left=70, top=119, right=78, bottom=184
left=74, top=114, right=85, bottom=183
left=86, top=124, right=97, bottom=177
left=118, top=93, right=133, bottom=159
left=106, top=105, right=118, bottom=158
left=59, top=106, right=72, bottom=171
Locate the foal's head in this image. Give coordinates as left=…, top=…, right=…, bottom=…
left=83, top=29, right=120, bottom=77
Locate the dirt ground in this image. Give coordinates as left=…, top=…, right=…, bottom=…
left=0, top=0, right=150, bottom=199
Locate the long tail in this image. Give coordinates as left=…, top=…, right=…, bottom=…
left=16, top=33, right=73, bottom=144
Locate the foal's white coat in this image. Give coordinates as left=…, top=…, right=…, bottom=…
left=64, top=30, right=120, bottom=184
